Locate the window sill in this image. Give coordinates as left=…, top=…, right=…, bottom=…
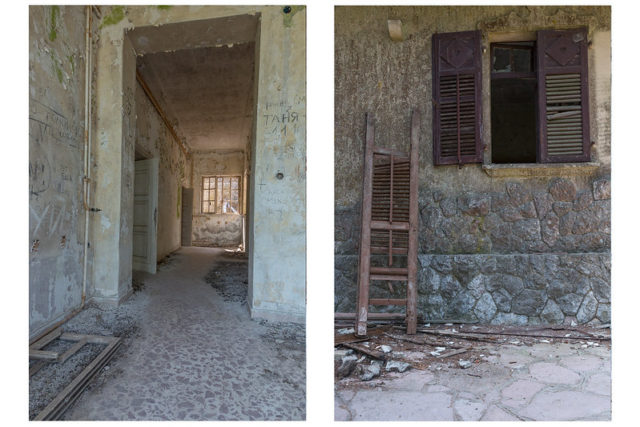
left=482, top=162, right=600, bottom=178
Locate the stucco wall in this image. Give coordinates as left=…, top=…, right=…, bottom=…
left=334, top=6, right=611, bottom=325
left=191, top=150, right=244, bottom=247
left=134, top=80, right=190, bottom=261
left=29, top=6, right=89, bottom=337
left=89, top=6, right=306, bottom=322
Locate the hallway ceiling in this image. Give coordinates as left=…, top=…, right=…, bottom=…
left=132, top=15, right=258, bottom=152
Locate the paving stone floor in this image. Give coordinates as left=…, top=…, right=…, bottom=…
left=335, top=341, right=610, bottom=421
left=62, top=247, right=305, bottom=421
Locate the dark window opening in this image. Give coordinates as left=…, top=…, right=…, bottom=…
left=491, top=77, right=537, bottom=163
left=491, top=41, right=537, bottom=164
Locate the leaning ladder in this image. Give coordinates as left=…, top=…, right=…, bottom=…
left=355, top=110, right=420, bottom=337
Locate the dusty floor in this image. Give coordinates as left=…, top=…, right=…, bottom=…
left=31, top=247, right=305, bottom=421
left=335, top=324, right=610, bottom=421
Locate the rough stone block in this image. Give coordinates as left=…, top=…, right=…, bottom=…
left=474, top=292, right=497, bottom=322
left=549, top=178, right=577, bottom=202
left=511, top=289, right=546, bottom=316
left=596, top=303, right=610, bottom=323
left=576, top=291, right=598, bottom=323
left=553, top=202, right=572, bottom=217
left=592, top=179, right=610, bottom=200
left=458, top=194, right=491, bottom=217
left=491, top=289, right=512, bottom=312
left=556, top=293, right=583, bottom=316
left=541, top=299, right=565, bottom=323
left=490, top=312, right=527, bottom=325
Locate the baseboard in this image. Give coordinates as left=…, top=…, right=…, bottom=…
left=250, top=306, right=306, bottom=324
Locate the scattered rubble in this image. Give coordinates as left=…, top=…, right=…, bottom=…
left=334, top=321, right=611, bottom=384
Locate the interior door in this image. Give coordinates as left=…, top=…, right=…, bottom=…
left=181, top=187, right=193, bottom=246
left=133, top=158, right=159, bottom=273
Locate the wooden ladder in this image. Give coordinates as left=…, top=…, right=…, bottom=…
left=355, top=110, right=420, bottom=337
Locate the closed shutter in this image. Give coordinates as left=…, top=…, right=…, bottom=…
left=537, top=28, right=590, bottom=162
left=432, top=31, right=483, bottom=165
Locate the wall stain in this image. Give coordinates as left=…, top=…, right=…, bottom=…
left=100, top=6, right=125, bottom=29
left=283, top=6, right=304, bottom=28
left=49, top=6, right=60, bottom=42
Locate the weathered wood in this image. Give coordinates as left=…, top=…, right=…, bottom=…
left=342, top=342, right=389, bottom=361
left=29, top=350, right=60, bottom=361
left=436, top=348, right=470, bottom=359
left=370, top=298, right=407, bottom=306
left=417, top=329, right=501, bottom=344
left=406, top=110, right=419, bottom=335
left=34, top=337, right=121, bottom=420
left=30, top=327, right=62, bottom=351
left=29, top=360, right=47, bottom=377
left=57, top=338, right=88, bottom=364
left=60, top=333, right=116, bottom=345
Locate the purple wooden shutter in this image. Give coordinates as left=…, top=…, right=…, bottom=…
left=537, top=28, right=590, bottom=163
left=432, top=31, right=483, bottom=165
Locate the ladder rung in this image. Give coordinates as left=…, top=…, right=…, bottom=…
left=373, top=146, right=409, bottom=158
left=370, top=267, right=408, bottom=275
left=370, top=274, right=408, bottom=281
left=371, top=246, right=408, bottom=254
left=371, top=221, right=409, bottom=231
left=370, top=298, right=407, bottom=306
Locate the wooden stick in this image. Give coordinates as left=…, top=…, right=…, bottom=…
left=29, top=361, right=47, bottom=377
left=341, top=342, right=388, bottom=361
left=29, top=350, right=60, bottom=360
left=34, top=337, right=121, bottom=420
left=57, top=338, right=88, bottom=364
left=30, top=327, right=62, bottom=350
left=436, top=348, right=470, bottom=359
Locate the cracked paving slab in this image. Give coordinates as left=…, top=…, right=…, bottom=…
left=335, top=341, right=610, bottom=421
left=55, top=247, right=305, bottom=421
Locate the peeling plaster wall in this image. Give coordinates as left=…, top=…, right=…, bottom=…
left=134, top=81, right=190, bottom=261
left=29, top=6, right=87, bottom=337
left=192, top=150, right=244, bottom=247
left=334, top=6, right=611, bottom=324
left=249, top=7, right=306, bottom=323
left=91, top=6, right=306, bottom=322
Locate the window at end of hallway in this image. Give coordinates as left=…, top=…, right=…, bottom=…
left=201, top=176, right=241, bottom=214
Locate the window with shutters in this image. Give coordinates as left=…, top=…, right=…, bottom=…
left=432, top=28, right=591, bottom=166
left=201, top=176, right=241, bottom=214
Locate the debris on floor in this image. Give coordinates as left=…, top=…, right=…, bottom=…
left=29, top=329, right=121, bottom=420
left=334, top=321, right=611, bottom=383
left=205, top=261, right=249, bottom=304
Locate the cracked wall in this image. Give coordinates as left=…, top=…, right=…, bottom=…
left=334, top=6, right=611, bottom=325
left=29, top=6, right=89, bottom=338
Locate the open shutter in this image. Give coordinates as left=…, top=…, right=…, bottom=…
left=537, top=28, right=590, bottom=162
left=432, top=31, right=483, bottom=165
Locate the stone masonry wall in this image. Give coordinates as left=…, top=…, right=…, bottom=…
left=334, top=6, right=610, bottom=325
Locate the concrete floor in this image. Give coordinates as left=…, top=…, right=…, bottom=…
left=61, top=247, right=305, bottom=420
left=335, top=341, right=610, bottom=421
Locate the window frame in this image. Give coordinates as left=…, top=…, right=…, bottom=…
left=200, top=175, right=242, bottom=215
left=485, top=28, right=591, bottom=166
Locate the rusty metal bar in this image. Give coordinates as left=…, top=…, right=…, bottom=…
left=370, top=298, right=407, bottom=306
left=136, top=69, right=190, bottom=159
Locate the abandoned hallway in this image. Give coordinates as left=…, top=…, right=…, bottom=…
left=32, top=247, right=305, bottom=420
left=29, top=5, right=306, bottom=420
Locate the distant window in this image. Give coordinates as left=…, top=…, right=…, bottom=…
left=201, top=176, right=240, bottom=214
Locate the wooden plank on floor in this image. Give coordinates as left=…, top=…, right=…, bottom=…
left=29, top=350, right=60, bottom=360
left=60, top=333, right=116, bottom=345
left=34, top=337, right=121, bottom=421
left=30, top=327, right=62, bottom=350
left=57, top=338, right=88, bottom=364
left=29, top=360, right=48, bottom=377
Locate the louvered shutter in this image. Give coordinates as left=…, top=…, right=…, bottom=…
left=432, top=31, right=483, bottom=165
left=537, top=28, right=590, bottom=162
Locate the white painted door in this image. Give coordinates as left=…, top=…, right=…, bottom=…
left=132, top=158, right=159, bottom=273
